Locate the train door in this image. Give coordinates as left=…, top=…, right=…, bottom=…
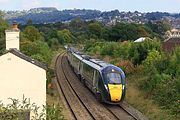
left=92, top=70, right=100, bottom=94
left=80, top=62, right=83, bottom=75
left=77, top=60, right=81, bottom=77
left=80, top=62, right=85, bottom=83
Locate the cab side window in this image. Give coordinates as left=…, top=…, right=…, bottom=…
left=93, top=70, right=100, bottom=87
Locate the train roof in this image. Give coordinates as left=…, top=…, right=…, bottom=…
left=69, top=47, right=111, bottom=70
left=90, top=59, right=109, bottom=67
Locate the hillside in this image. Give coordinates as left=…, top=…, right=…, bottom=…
left=3, top=7, right=180, bottom=28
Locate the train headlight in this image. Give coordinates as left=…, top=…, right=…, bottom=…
left=104, top=85, right=108, bottom=91
left=122, top=85, right=125, bottom=90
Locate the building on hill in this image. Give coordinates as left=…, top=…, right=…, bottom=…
left=0, top=21, right=47, bottom=118
left=163, top=29, right=180, bottom=52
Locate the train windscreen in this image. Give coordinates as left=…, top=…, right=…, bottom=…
left=106, top=73, right=121, bottom=84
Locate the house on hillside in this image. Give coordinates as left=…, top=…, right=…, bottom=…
left=163, top=29, right=180, bottom=52
left=0, top=21, right=47, bottom=118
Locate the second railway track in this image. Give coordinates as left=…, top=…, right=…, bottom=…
left=55, top=52, right=147, bottom=120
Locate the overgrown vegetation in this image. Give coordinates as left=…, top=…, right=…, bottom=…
left=0, top=96, right=64, bottom=120
left=142, top=47, right=180, bottom=117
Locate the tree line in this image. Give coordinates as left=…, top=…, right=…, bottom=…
left=19, top=18, right=171, bottom=45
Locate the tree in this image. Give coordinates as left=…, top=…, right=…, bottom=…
left=23, top=26, right=42, bottom=42
left=69, top=18, right=85, bottom=31
left=26, top=19, right=33, bottom=25
left=88, top=22, right=102, bottom=38
left=129, top=38, right=161, bottom=65
left=57, top=29, right=75, bottom=44
left=101, top=27, right=111, bottom=41
left=47, top=38, right=59, bottom=50
left=145, top=21, right=171, bottom=38
left=109, top=23, right=140, bottom=41
left=0, top=11, right=8, bottom=55
left=137, top=26, right=150, bottom=37
left=21, top=41, right=52, bottom=64
left=143, top=49, right=161, bottom=67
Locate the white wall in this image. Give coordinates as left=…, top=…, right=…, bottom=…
left=5, top=31, right=20, bottom=50
left=0, top=53, right=46, bottom=117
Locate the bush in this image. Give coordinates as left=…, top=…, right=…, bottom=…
left=100, top=42, right=118, bottom=56
left=140, top=47, right=180, bottom=117
left=116, top=60, right=135, bottom=74
left=114, top=41, right=132, bottom=59
left=46, top=104, right=64, bottom=120
left=47, top=68, right=55, bottom=87
left=143, top=49, right=161, bottom=68
left=129, top=38, right=161, bottom=65
left=0, top=96, right=64, bottom=120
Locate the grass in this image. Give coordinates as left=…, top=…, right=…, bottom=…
left=46, top=48, right=68, bottom=120
left=47, top=84, right=65, bottom=120
left=125, top=72, right=178, bottom=120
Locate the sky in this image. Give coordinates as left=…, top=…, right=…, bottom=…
left=0, top=0, right=180, bottom=13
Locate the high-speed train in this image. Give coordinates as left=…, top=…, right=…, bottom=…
left=67, top=47, right=126, bottom=104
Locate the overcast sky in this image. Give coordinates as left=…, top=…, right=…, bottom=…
left=0, top=0, right=180, bottom=12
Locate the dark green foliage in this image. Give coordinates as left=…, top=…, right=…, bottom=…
left=129, top=38, right=161, bottom=65
left=47, top=38, right=59, bottom=50
left=85, top=38, right=160, bottom=63
left=21, top=40, right=52, bottom=65
left=145, top=21, right=171, bottom=39
left=20, top=20, right=167, bottom=43
left=23, top=26, right=42, bottom=42
left=101, top=27, right=111, bottom=41
left=107, top=23, right=154, bottom=41
left=0, top=37, right=5, bottom=55
left=88, top=22, right=102, bottom=38
left=21, top=25, right=53, bottom=65
left=69, top=18, right=87, bottom=32
left=0, top=11, right=8, bottom=55
left=46, top=29, right=58, bottom=40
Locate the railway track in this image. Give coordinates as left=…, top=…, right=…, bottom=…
left=55, top=52, right=147, bottom=120
left=55, top=52, right=94, bottom=120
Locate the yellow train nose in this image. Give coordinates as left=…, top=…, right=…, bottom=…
left=108, top=84, right=122, bottom=102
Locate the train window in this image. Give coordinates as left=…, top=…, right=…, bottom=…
left=73, top=56, right=79, bottom=68
left=93, top=70, right=100, bottom=87
left=83, top=63, right=94, bottom=80
left=106, top=73, right=121, bottom=84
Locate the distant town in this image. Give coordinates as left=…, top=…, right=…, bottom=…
left=2, top=7, right=180, bottom=28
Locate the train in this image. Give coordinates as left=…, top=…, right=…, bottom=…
left=66, top=47, right=126, bottom=104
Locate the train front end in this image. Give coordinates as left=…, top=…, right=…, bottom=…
left=101, top=65, right=126, bottom=104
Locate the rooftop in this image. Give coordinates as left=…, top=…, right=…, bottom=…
left=8, top=49, right=47, bottom=70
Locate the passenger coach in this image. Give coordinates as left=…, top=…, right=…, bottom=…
left=67, top=47, right=126, bottom=104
